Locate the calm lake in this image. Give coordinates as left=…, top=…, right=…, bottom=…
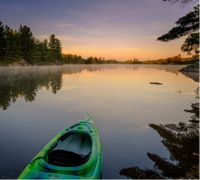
left=0, top=64, right=198, bottom=178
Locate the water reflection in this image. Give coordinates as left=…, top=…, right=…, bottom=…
left=0, top=65, right=105, bottom=110
left=0, top=65, right=186, bottom=110
left=0, top=68, right=63, bottom=110
left=119, top=67, right=199, bottom=179
left=0, top=65, right=198, bottom=178
left=181, top=71, right=199, bottom=83
left=120, top=104, right=199, bottom=179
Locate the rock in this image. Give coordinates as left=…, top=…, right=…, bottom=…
left=9, top=58, right=30, bottom=66
left=165, top=124, right=179, bottom=131
left=180, top=61, right=199, bottom=73
left=181, top=71, right=199, bottom=82
left=55, top=60, right=62, bottom=65
left=18, top=58, right=30, bottom=65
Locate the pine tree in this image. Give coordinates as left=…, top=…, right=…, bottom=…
left=18, top=25, right=34, bottom=61
left=181, top=32, right=199, bottom=55
left=48, top=34, right=62, bottom=62
left=1, top=22, right=63, bottom=64
left=48, top=34, right=56, bottom=62
left=55, top=39, right=62, bottom=61
left=41, top=39, right=50, bottom=61
left=158, top=5, right=199, bottom=55
left=0, top=21, right=6, bottom=60
left=4, top=25, right=20, bottom=58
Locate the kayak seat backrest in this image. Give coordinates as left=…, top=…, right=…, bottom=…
left=48, top=150, right=89, bottom=166
left=47, top=132, right=92, bottom=167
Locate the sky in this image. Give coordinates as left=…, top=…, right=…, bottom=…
left=0, top=0, right=197, bottom=60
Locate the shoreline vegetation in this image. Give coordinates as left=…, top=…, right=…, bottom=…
left=0, top=21, right=199, bottom=67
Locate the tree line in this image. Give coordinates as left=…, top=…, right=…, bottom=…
left=62, top=54, right=121, bottom=64
left=1, top=4, right=198, bottom=66
left=141, top=54, right=198, bottom=64
left=0, top=21, right=62, bottom=64
left=63, top=54, right=197, bottom=65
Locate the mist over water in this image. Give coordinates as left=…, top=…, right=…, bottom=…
left=0, top=65, right=198, bottom=178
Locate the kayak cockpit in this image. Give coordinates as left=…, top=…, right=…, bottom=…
left=46, top=132, right=92, bottom=167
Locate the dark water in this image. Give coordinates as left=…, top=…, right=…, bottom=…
left=0, top=65, right=198, bottom=178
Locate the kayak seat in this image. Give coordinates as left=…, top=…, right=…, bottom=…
left=47, top=132, right=92, bottom=167
left=48, top=150, right=89, bottom=166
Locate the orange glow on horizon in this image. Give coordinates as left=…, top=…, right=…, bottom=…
left=61, top=37, right=190, bottom=61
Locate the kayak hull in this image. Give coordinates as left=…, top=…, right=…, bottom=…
left=18, top=117, right=102, bottom=179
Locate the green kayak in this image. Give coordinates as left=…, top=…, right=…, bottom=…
left=18, top=117, right=102, bottom=179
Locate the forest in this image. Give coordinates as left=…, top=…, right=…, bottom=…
left=0, top=5, right=199, bottom=67
left=0, top=21, right=62, bottom=65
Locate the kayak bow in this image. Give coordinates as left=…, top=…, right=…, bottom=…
left=18, top=117, right=102, bottom=179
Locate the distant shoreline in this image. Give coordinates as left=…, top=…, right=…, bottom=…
left=0, top=60, right=199, bottom=76
left=0, top=58, right=198, bottom=67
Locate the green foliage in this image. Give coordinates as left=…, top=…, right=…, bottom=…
left=85, top=57, right=103, bottom=64
left=48, top=34, right=62, bottom=62
left=158, top=5, right=199, bottom=41
left=158, top=5, right=199, bottom=55
left=125, top=59, right=141, bottom=64
left=0, top=22, right=6, bottom=59
left=31, top=39, right=50, bottom=64
left=62, top=54, right=196, bottom=65
left=0, top=20, right=198, bottom=65
left=4, top=25, right=20, bottom=58
left=18, top=25, right=35, bottom=61
left=0, top=21, right=63, bottom=64
left=62, top=54, right=84, bottom=64
left=181, top=32, right=199, bottom=54
left=62, top=54, right=120, bottom=64
left=140, top=54, right=197, bottom=64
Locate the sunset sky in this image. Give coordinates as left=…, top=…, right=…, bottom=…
left=0, top=0, right=196, bottom=60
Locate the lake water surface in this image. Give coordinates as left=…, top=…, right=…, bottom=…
left=0, top=65, right=198, bottom=178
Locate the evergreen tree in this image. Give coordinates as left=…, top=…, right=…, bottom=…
left=32, top=39, right=50, bottom=63
left=40, top=39, right=50, bottom=61
left=0, top=22, right=63, bottom=64
left=48, top=34, right=56, bottom=62
left=181, top=32, right=199, bottom=54
left=4, top=25, right=20, bottom=58
left=55, top=39, right=62, bottom=61
left=18, top=25, right=34, bottom=61
left=158, top=5, right=199, bottom=55
left=48, top=34, right=62, bottom=62
left=0, top=22, right=6, bottom=59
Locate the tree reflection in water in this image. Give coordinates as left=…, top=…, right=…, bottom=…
left=120, top=107, right=199, bottom=179
left=0, top=65, right=105, bottom=110
left=120, top=71, right=199, bottom=179
left=0, top=68, right=63, bottom=110
left=0, top=65, right=190, bottom=111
